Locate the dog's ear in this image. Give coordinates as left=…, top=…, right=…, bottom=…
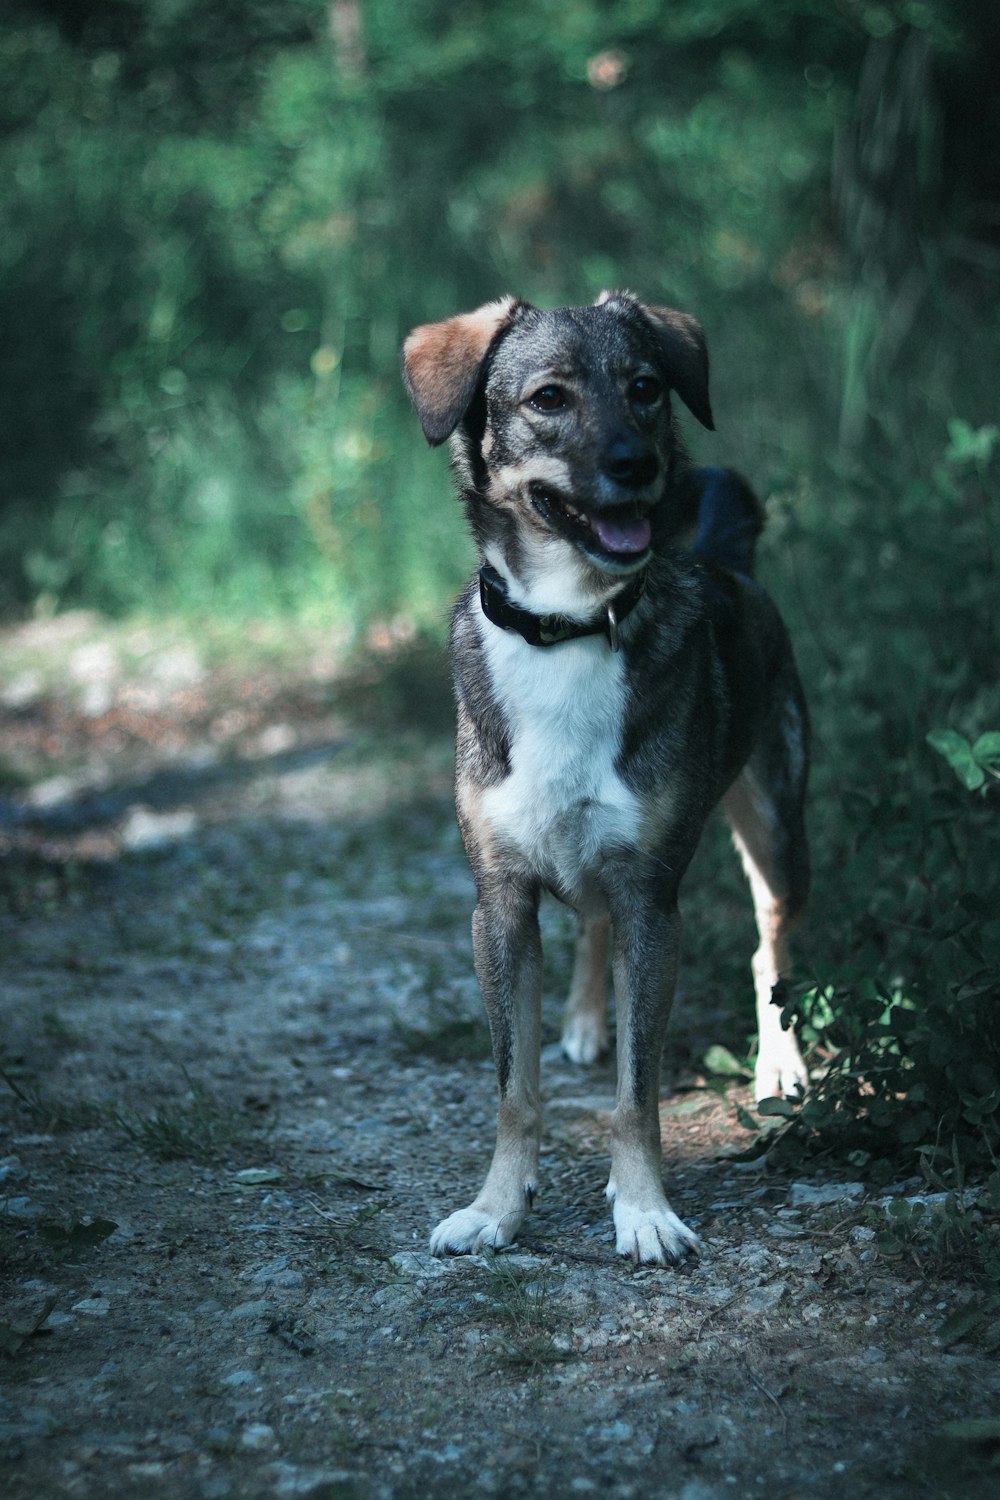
left=402, top=297, right=520, bottom=445
left=639, top=304, right=714, bottom=430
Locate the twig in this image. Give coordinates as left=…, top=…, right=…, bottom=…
left=744, top=1362, right=788, bottom=1435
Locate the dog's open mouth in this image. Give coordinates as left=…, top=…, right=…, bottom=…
left=529, top=483, right=654, bottom=565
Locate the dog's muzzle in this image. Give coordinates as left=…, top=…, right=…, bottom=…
left=527, top=480, right=658, bottom=569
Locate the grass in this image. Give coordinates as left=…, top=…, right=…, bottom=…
left=478, top=1251, right=574, bottom=1375
left=0, top=1060, right=267, bottom=1164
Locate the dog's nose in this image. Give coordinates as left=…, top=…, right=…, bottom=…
left=601, top=438, right=659, bottom=489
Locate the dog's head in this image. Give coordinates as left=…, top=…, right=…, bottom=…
left=402, top=292, right=713, bottom=586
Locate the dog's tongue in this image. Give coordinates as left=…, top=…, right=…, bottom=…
left=590, top=512, right=652, bottom=555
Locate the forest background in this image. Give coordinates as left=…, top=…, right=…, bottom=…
left=1, top=0, right=999, bottom=1248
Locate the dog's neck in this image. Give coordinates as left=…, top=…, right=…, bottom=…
left=478, top=560, right=647, bottom=651
left=480, top=532, right=644, bottom=613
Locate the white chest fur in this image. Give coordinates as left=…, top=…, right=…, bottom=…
left=479, top=623, right=641, bottom=902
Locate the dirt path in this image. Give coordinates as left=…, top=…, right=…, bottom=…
left=1, top=614, right=997, bottom=1499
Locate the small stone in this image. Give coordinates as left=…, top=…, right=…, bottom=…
left=389, top=1250, right=449, bottom=1278
left=241, top=1422, right=277, bottom=1450
left=121, top=805, right=198, bottom=851
left=0, top=1196, right=44, bottom=1219
left=72, top=1297, right=110, bottom=1317
left=229, top=1299, right=275, bottom=1321
left=789, top=1182, right=864, bottom=1208
left=744, top=1281, right=787, bottom=1313
left=253, top=1259, right=304, bottom=1289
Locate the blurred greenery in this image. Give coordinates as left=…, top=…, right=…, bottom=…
left=1, top=1, right=999, bottom=1200
left=1, top=0, right=995, bottom=625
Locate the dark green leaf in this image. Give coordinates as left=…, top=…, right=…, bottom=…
left=936, top=1299, right=990, bottom=1347
left=703, top=1044, right=751, bottom=1080
left=756, top=1096, right=799, bottom=1118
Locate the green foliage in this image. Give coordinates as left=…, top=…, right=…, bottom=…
left=703, top=1043, right=752, bottom=1081
left=927, top=728, right=1000, bottom=790
left=5, top=0, right=993, bottom=623
left=874, top=1175, right=1000, bottom=1295
left=749, top=670, right=999, bottom=1186
left=720, top=406, right=1000, bottom=1207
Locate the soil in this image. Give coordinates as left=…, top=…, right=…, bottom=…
left=1, top=612, right=998, bottom=1500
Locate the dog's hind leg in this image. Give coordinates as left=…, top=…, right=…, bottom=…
left=561, top=911, right=611, bottom=1063
left=430, top=875, right=543, bottom=1255
left=723, top=724, right=810, bottom=1103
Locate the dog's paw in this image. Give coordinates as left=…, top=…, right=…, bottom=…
left=429, top=1204, right=524, bottom=1257
left=754, top=1040, right=809, bottom=1104
left=561, top=1013, right=609, bottom=1065
left=607, top=1192, right=700, bottom=1266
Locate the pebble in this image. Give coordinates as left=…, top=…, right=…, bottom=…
left=253, top=1257, right=305, bottom=1288
left=267, top=1463, right=365, bottom=1497
left=0, top=1405, right=55, bottom=1440
left=121, top=805, right=199, bottom=850
left=240, top=1423, right=278, bottom=1450
left=389, top=1250, right=449, bottom=1278
left=72, top=1297, right=110, bottom=1317
left=744, top=1281, right=788, bottom=1314
left=788, top=1181, right=865, bottom=1207
left=0, top=1195, right=44, bottom=1218
left=229, top=1299, right=275, bottom=1321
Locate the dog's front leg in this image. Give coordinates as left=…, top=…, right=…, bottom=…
left=604, top=887, right=699, bottom=1265
left=430, top=875, right=542, bottom=1255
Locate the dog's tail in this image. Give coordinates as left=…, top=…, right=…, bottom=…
left=690, top=466, right=765, bottom=579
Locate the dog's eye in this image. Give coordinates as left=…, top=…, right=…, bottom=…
left=629, top=376, right=662, bottom=406
left=528, top=385, right=568, bottom=413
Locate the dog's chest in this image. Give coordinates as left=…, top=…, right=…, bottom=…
left=478, top=629, right=641, bottom=897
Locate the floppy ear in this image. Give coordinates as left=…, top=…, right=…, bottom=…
left=402, top=297, right=520, bottom=445
left=640, top=304, right=714, bottom=430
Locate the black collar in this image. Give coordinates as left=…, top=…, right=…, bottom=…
left=478, top=562, right=647, bottom=650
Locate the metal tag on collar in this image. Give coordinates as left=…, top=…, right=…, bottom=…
left=606, top=600, right=621, bottom=651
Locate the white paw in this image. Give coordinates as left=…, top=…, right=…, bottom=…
left=429, top=1204, right=524, bottom=1257
left=754, top=1039, right=809, bottom=1104
left=607, top=1192, right=700, bottom=1266
left=561, top=1013, right=609, bottom=1065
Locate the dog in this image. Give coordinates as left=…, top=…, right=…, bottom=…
left=402, top=291, right=809, bottom=1265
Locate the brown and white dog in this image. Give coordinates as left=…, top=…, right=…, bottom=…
left=402, top=292, right=809, bottom=1265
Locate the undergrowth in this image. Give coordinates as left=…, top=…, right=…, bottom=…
left=0, top=1061, right=266, bottom=1164
left=478, top=1252, right=573, bottom=1376
left=773, top=703, right=1000, bottom=1192
left=710, top=417, right=1000, bottom=1290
